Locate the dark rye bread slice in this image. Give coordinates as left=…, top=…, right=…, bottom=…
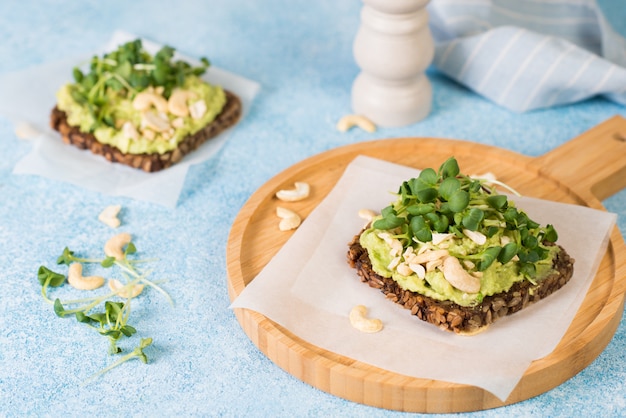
left=50, top=90, right=242, bottom=172
left=347, top=233, right=575, bottom=335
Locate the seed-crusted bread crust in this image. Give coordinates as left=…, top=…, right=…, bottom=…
left=50, top=90, right=241, bottom=172
left=347, top=232, right=575, bottom=334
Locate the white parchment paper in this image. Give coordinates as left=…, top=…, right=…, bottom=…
left=0, top=30, right=260, bottom=208
left=230, top=155, right=617, bottom=401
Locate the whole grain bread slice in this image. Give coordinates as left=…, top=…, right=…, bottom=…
left=50, top=90, right=242, bottom=172
left=347, top=233, right=575, bottom=335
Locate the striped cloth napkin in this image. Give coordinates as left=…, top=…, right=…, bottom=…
left=427, top=0, right=626, bottom=112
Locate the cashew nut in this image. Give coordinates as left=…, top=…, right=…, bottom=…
left=358, top=208, right=377, bottom=223
left=121, top=121, right=140, bottom=140
left=98, top=205, right=122, bottom=228
left=441, top=256, right=481, bottom=294
left=336, top=114, right=376, bottom=133
left=387, top=256, right=401, bottom=270
left=276, top=207, right=301, bottom=231
left=141, top=110, right=171, bottom=132
left=108, top=278, right=144, bottom=298
left=142, top=128, right=156, bottom=140
left=14, top=121, right=41, bottom=139
left=432, top=233, right=454, bottom=246
left=425, top=259, right=443, bottom=272
left=171, top=117, right=185, bottom=128
left=396, top=262, right=413, bottom=276
left=377, top=233, right=403, bottom=257
left=275, top=182, right=310, bottom=202
left=67, top=263, right=105, bottom=290
left=168, top=89, right=198, bottom=117
left=410, top=249, right=449, bottom=265
left=349, top=305, right=383, bottom=333
left=104, top=232, right=132, bottom=260
left=189, top=100, right=207, bottom=119
left=132, top=91, right=169, bottom=113
left=409, top=262, right=426, bottom=278
left=463, top=229, right=487, bottom=245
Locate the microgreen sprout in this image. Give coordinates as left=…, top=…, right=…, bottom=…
left=371, top=157, right=559, bottom=279
left=83, top=338, right=153, bottom=385
left=37, top=236, right=171, bottom=382
left=69, top=38, right=210, bottom=130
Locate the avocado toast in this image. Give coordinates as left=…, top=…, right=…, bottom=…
left=50, top=39, right=241, bottom=172
left=347, top=157, right=575, bottom=335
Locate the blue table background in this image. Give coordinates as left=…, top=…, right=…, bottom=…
left=1, top=1, right=625, bottom=416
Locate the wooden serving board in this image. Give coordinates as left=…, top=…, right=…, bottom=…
left=226, top=116, right=626, bottom=413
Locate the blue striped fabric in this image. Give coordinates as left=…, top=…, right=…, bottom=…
left=427, top=0, right=626, bottom=111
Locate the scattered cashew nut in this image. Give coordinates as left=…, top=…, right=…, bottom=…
left=122, top=121, right=140, bottom=140
left=463, top=229, right=487, bottom=245
left=396, top=262, right=413, bottom=276
left=358, top=209, right=377, bottom=220
left=336, top=114, right=376, bottom=133
left=432, top=233, right=454, bottom=246
left=141, top=110, right=171, bottom=132
left=276, top=207, right=301, bottom=231
left=168, top=89, right=198, bottom=117
left=171, top=117, right=185, bottom=128
left=189, top=100, right=207, bottom=119
left=104, top=232, right=132, bottom=260
left=142, top=128, right=156, bottom=140
left=68, top=263, right=105, bottom=290
left=98, top=205, right=122, bottom=228
left=409, top=249, right=449, bottom=265
left=275, top=182, right=310, bottom=202
left=108, top=278, right=144, bottom=298
left=132, top=91, right=169, bottom=113
left=349, top=305, right=383, bottom=333
left=441, top=255, right=481, bottom=294
left=14, top=121, right=42, bottom=140
left=358, top=209, right=377, bottom=226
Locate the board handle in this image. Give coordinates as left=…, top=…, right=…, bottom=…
left=531, top=115, right=626, bottom=202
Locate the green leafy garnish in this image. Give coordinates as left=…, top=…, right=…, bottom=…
left=83, top=338, right=153, bottom=385
left=69, top=39, right=210, bottom=131
left=37, top=235, right=171, bottom=382
left=371, top=157, right=559, bottom=279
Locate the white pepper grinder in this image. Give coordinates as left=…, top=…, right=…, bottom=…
left=352, top=0, right=434, bottom=127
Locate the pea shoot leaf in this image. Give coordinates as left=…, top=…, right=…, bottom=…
left=439, top=157, right=460, bottom=178
left=373, top=215, right=404, bottom=230
left=37, top=266, right=65, bottom=287
left=462, top=207, right=484, bottom=231
left=439, top=177, right=460, bottom=201
left=542, top=224, right=558, bottom=242
left=410, top=216, right=432, bottom=243
left=487, top=195, right=508, bottom=210
left=477, top=246, right=502, bottom=271
left=101, top=256, right=116, bottom=268
left=57, top=247, right=75, bottom=265
left=498, top=242, right=519, bottom=264
left=53, top=299, right=66, bottom=317
left=448, top=190, right=470, bottom=213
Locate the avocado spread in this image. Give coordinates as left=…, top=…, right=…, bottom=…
left=360, top=225, right=558, bottom=307
left=360, top=157, right=560, bottom=307
left=56, top=38, right=226, bottom=155
left=57, top=76, right=226, bottom=154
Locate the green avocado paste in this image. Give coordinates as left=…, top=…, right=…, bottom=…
left=57, top=76, right=226, bottom=155
left=360, top=226, right=558, bottom=307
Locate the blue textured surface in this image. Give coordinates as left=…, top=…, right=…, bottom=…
left=0, top=1, right=625, bottom=416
